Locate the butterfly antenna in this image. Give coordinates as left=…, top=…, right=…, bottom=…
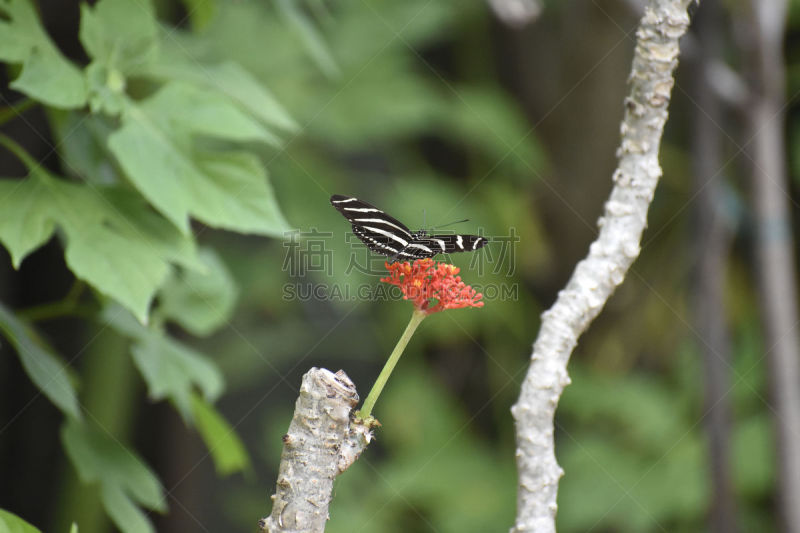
left=431, top=218, right=470, bottom=231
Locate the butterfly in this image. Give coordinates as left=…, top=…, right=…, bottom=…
left=330, top=194, right=488, bottom=260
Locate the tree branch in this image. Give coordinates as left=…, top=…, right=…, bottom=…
left=510, top=1, right=694, bottom=531
left=747, top=2, right=800, bottom=532
left=259, top=368, right=372, bottom=533
left=689, top=1, right=737, bottom=530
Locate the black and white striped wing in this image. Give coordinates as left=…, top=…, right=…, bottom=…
left=331, top=194, right=489, bottom=260
left=331, top=195, right=413, bottom=256
left=421, top=234, right=488, bottom=255
left=393, top=235, right=488, bottom=259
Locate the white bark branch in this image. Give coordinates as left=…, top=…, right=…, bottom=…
left=259, top=368, right=372, bottom=533
left=510, top=1, right=694, bottom=531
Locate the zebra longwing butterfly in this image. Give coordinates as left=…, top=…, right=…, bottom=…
left=330, top=194, right=488, bottom=260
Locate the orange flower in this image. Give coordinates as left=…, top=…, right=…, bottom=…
left=381, top=259, right=484, bottom=314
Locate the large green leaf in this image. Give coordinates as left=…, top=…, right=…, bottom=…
left=131, top=333, right=223, bottom=422
left=159, top=248, right=238, bottom=336
left=191, top=150, right=289, bottom=235
left=0, top=509, right=42, bottom=533
left=191, top=393, right=250, bottom=475
left=103, top=305, right=224, bottom=422
left=0, top=302, right=80, bottom=419
left=108, top=92, right=288, bottom=235
left=0, top=161, right=201, bottom=322
left=0, top=0, right=86, bottom=108
left=62, top=420, right=165, bottom=533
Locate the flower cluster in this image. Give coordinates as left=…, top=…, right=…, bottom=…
left=380, top=259, right=484, bottom=314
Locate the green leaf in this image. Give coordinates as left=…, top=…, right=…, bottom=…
left=79, top=0, right=158, bottom=72
left=0, top=177, right=56, bottom=267
left=0, top=0, right=86, bottom=108
left=48, top=111, right=118, bottom=184
left=0, top=174, right=167, bottom=322
left=108, top=95, right=289, bottom=235
left=136, top=55, right=297, bottom=132
left=0, top=302, right=80, bottom=419
left=0, top=509, right=42, bottom=533
left=159, top=248, right=238, bottom=336
left=62, top=420, right=165, bottom=533
left=132, top=82, right=278, bottom=144
left=191, top=393, right=251, bottom=475
left=131, top=333, right=224, bottom=422
left=96, top=188, right=204, bottom=273
left=64, top=224, right=167, bottom=324
left=103, top=306, right=224, bottom=422
left=0, top=150, right=202, bottom=322
left=100, top=486, right=154, bottom=533
left=191, top=151, right=289, bottom=236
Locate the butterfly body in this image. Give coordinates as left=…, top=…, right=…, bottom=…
left=331, top=195, right=487, bottom=260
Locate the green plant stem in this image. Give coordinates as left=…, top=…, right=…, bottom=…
left=0, top=98, right=36, bottom=127
left=0, top=132, right=40, bottom=171
left=18, top=280, right=90, bottom=322
left=358, top=309, right=426, bottom=420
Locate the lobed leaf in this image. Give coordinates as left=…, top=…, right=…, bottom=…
left=108, top=95, right=288, bottom=235
left=131, top=333, right=223, bottom=422
left=103, top=305, right=224, bottom=422
left=0, top=165, right=201, bottom=322
left=0, top=0, right=86, bottom=108
left=62, top=420, right=165, bottom=533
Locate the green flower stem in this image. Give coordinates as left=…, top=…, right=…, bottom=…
left=358, top=309, right=427, bottom=420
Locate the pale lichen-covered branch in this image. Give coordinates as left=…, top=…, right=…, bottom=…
left=510, top=1, right=695, bottom=531
left=259, top=368, right=372, bottom=533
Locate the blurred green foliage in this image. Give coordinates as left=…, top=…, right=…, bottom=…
left=0, top=0, right=785, bottom=532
